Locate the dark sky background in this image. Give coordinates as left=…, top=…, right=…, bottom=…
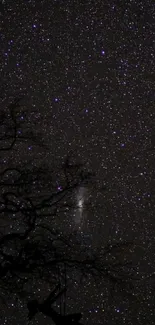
left=0, top=0, right=155, bottom=324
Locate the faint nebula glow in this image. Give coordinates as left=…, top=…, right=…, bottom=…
left=74, top=186, right=87, bottom=227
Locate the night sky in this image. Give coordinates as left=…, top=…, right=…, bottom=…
left=0, top=0, right=155, bottom=324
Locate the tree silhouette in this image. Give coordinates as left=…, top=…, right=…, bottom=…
left=27, top=285, right=83, bottom=324
left=0, top=98, right=145, bottom=322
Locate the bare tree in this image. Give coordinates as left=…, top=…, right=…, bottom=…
left=27, top=285, right=84, bottom=324
left=0, top=98, right=145, bottom=323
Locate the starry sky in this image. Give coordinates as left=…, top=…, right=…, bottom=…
left=0, top=0, right=155, bottom=324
